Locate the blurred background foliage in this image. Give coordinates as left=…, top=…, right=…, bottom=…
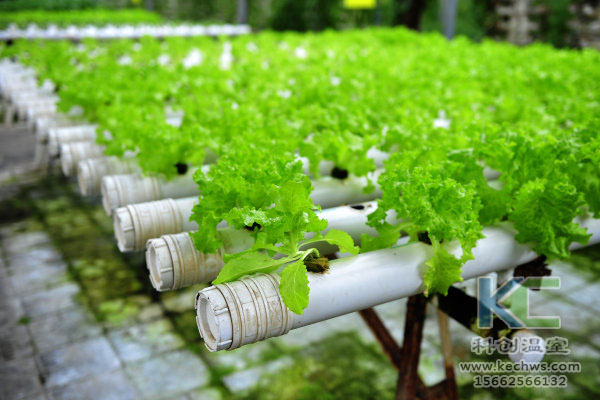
left=0, top=0, right=598, bottom=48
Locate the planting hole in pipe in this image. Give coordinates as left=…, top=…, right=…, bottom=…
left=350, top=204, right=365, bottom=210
left=331, top=166, right=349, bottom=180
left=175, top=162, right=188, bottom=175
left=243, top=222, right=262, bottom=231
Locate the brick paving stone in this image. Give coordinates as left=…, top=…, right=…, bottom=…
left=528, top=290, right=597, bottom=331
left=549, top=261, right=590, bottom=292
left=3, top=231, right=50, bottom=255
left=0, top=323, right=34, bottom=361
left=221, top=357, right=293, bottom=393
left=186, top=388, right=222, bottom=400
left=161, top=288, right=198, bottom=313
left=28, top=307, right=102, bottom=353
left=125, top=350, right=209, bottom=399
left=9, top=263, right=70, bottom=296
left=556, top=280, right=600, bottom=313
left=0, top=279, right=25, bottom=325
left=137, top=303, right=164, bottom=323
left=21, top=282, right=80, bottom=318
left=0, top=357, right=45, bottom=400
left=108, top=319, right=185, bottom=363
left=213, top=341, right=276, bottom=370
left=7, top=251, right=66, bottom=277
left=272, top=313, right=369, bottom=349
left=38, top=337, right=121, bottom=387
left=50, top=370, right=139, bottom=400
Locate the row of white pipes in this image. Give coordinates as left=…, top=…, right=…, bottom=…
left=0, top=23, right=251, bottom=41
left=3, top=60, right=575, bottom=366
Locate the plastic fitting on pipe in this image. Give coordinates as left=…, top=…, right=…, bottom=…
left=101, top=174, right=161, bottom=216
left=77, top=156, right=140, bottom=197
left=60, top=142, right=104, bottom=176
left=195, top=274, right=294, bottom=352
left=100, top=172, right=200, bottom=216
left=146, top=233, right=225, bottom=291
left=145, top=228, right=254, bottom=291
left=508, top=330, right=546, bottom=365
left=113, top=197, right=197, bottom=252
left=47, top=125, right=97, bottom=156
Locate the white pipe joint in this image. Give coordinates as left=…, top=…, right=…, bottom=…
left=145, top=228, right=254, bottom=291
left=195, top=274, right=294, bottom=352
left=60, top=142, right=105, bottom=176
left=48, top=125, right=97, bottom=156
left=77, top=156, right=140, bottom=197
left=101, top=172, right=199, bottom=216
left=114, top=197, right=197, bottom=252
left=147, top=233, right=224, bottom=291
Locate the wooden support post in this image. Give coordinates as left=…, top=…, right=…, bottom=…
left=436, top=309, right=459, bottom=400
left=396, top=294, right=427, bottom=400
left=359, top=294, right=460, bottom=400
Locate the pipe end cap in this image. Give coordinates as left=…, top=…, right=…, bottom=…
left=146, top=238, right=175, bottom=291
left=508, top=330, right=546, bottom=365
left=101, top=175, right=120, bottom=216
left=195, top=287, right=233, bottom=352
left=114, top=207, right=136, bottom=252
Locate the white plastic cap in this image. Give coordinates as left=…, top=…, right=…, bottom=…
left=113, top=198, right=182, bottom=252
left=60, top=144, right=75, bottom=176
left=195, top=274, right=294, bottom=352
left=60, top=142, right=103, bottom=176
left=508, top=330, right=546, bottom=365
left=146, top=232, right=224, bottom=291
left=146, top=237, right=175, bottom=291
left=77, top=159, right=94, bottom=196
left=78, top=157, right=141, bottom=197
left=100, top=174, right=160, bottom=216
left=101, top=174, right=124, bottom=215
left=114, top=207, right=136, bottom=253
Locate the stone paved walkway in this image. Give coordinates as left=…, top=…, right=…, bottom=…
left=0, top=227, right=219, bottom=400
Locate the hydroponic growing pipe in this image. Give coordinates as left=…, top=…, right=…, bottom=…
left=116, top=182, right=387, bottom=253
left=60, top=142, right=105, bottom=176
left=125, top=172, right=501, bottom=255
left=145, top=201, right=400, bottom=291
left=195, top=217, right=600, bottom=352
left=77, top=156, right=141, bottom=197
left=101, top=170, right=205, bottom=216
left=114, top=197, right=199, bottom=252
left=48, top=125, right=97, bottom=156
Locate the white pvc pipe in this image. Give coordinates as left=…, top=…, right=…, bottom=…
left=0, top=24, right=251, bottom=41
left=126, top=192, right=386, bottom=256
left=60, top=142, right=105, bottom=176
left=101, top=168, right=382, bottom=217
left=101, top=170, right=201, bottom=216
left=114, top=197, right=198, bottom=252
left=298, top=147, right=389, bottom=177
left=509, top=330, right=546, bottom=365
left=77, top=156, right=140, bottom=197
left=195, top=217, right=600, bottom=351
left=48, top=125, right=97, bottom=156
left=146, top=202, right=398, bottom=290
left=147, top=228, right=255, bottom=292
